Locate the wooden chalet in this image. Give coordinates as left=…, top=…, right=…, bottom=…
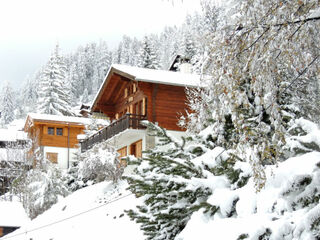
left=81, top=64, right=200, bottom=162
left=24, top=113, right=91, bottom=169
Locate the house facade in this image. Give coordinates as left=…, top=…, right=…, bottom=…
left=81, top=64, right=200, bottom=162
left=24, top=113, right=91, bottom=169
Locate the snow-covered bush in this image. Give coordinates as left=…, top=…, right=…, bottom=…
left=13, top=161, right=69, bottom=219
left=67, top=142, right=123, bottom=191
left=285, top=118, right=320, bottom=156
left=177, top=150, right=320, bottom=240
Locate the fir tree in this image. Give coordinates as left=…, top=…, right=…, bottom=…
left=138, top=36, right=160, bottom=69
left=37, top=43, right=74, bottom=116
left=0, top=81, right=15, bottom=126
left=126, top=122, right=247, bottom=240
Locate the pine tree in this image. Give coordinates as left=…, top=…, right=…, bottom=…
left=0, top=81, right=15, bottom=126
left=125, top=122, right=247, bottom=240
left=37, top=43, right=74, bottom=116
left=138, top=36, right=160, bottom=69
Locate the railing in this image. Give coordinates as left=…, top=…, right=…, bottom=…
left=81, top=113, right=147, bottom=152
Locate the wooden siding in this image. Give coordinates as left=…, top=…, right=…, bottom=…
left=38, top=123, right=84, bottom=148
left=25, top=123, right=83, bottom=149
left=93, top=73, right=190, bottom=131
left=139, top=82, right=187, bottom=131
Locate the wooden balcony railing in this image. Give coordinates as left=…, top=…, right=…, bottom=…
left=81, top=113, right=146, bottom=152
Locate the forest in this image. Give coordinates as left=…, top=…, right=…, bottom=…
left=1, top=0, right=320, bottom=239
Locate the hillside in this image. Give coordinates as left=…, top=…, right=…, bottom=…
left=3, top=181, right=143, bottom=240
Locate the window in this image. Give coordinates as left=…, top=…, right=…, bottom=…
left=46, top=152, right=58, bottom=164
left=48, top=127, right=54, bottom=135
left=56, top=128, right=63, bottom=136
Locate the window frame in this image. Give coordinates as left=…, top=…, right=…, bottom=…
left=48, top=127, right=55, bottom=135
left=56, top=128, right=63, bottom=136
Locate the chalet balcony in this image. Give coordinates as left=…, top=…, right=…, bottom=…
left=80, top=113, right=147, bottom=152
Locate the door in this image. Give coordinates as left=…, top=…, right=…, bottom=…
left=130, top=140, right=142, bottom=158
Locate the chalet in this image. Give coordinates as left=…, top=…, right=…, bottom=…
left=0, top=129, right=28, bottom=195
left=24, top=113, right=91, bottom=169
left=81, top=64, right=200, bottom=162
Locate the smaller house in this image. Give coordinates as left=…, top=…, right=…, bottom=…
left=0, top=129, right=29, bottom=195
left=24, top=113, right=91, bottom=169
left=0, top=200, right=29, bottom=238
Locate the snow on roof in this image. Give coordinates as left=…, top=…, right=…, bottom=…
left=0, top=201, right=29, bottom=227
left=0, top=129, right=27, bottom=142
left=112, top=64, right=200, bottom=87
left=27, top=113, right=92, bottom=126
left=92, top=64, right=201, bottom=111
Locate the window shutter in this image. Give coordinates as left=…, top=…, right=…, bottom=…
left=43, top=126, right=48, bottom=134
left=142, top=98, right=146, bottom=115
left=63, top=127, right=68, bottom=136
left=136, top=140, right=142, bottom=158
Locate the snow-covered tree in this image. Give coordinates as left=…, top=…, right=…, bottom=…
left=138, top=36, right=160, bottom=69
left=184, top=0, right=320, bottom=189
left=12, top=160, right=68, bottom=219
left=0, top=81, right=15, bottom=126
left=126, top=122, right=248, bottom=240
left=37, top=43, right=74, bottom=116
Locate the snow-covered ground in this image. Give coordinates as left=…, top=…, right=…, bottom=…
left=0, top=200, right=29, bottom=227
left=2, top=181, right=143, bottom=240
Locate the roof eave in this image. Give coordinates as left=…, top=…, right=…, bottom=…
left=90, top=65, right=136, bottom=112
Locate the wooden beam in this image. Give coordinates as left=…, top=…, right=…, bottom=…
left=101, top=75, right=122, bottom=104
left=152, top=83, right=158, bottom=122
left=96, top=103, right=115, bottom=115
left=113, top=81, right=128, bottom=102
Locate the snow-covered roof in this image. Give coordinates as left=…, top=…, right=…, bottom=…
left=0, top=201, right=29, bottom=227
left=0, top=129, right=27, bottom=142
left=111, top=64, right=200, bottom=87
left=92, top=64, right=201, bottom=111
left=26, top=113, right=92, bottom=126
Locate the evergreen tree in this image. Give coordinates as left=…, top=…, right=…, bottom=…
left=138, top=36, right=160, bottom=69
left=126, top=122, right=248, bottom=240
left=185, top=0, right=320, bottom=189
left=0, top=81, right=15, bottom=126
left=37, top=43, right=74, bottom=116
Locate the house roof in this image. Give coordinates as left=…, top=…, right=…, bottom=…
left=91, top=64, right=201, bottom=112
left=0, top=201, right=29, bottom=227
left=24, top=113, right=91, bottom=131
left=0, top=129, right=27, bottom=142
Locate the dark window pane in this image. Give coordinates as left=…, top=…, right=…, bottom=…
left=56, top=128, right=63, bottom=136
left=48, top=127, right=54, bottom=135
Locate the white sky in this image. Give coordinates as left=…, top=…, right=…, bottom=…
left=0, top=0, right=202, bottom=89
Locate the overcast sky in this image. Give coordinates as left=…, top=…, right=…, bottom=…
left=0, top=0, right=201, bottom=89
